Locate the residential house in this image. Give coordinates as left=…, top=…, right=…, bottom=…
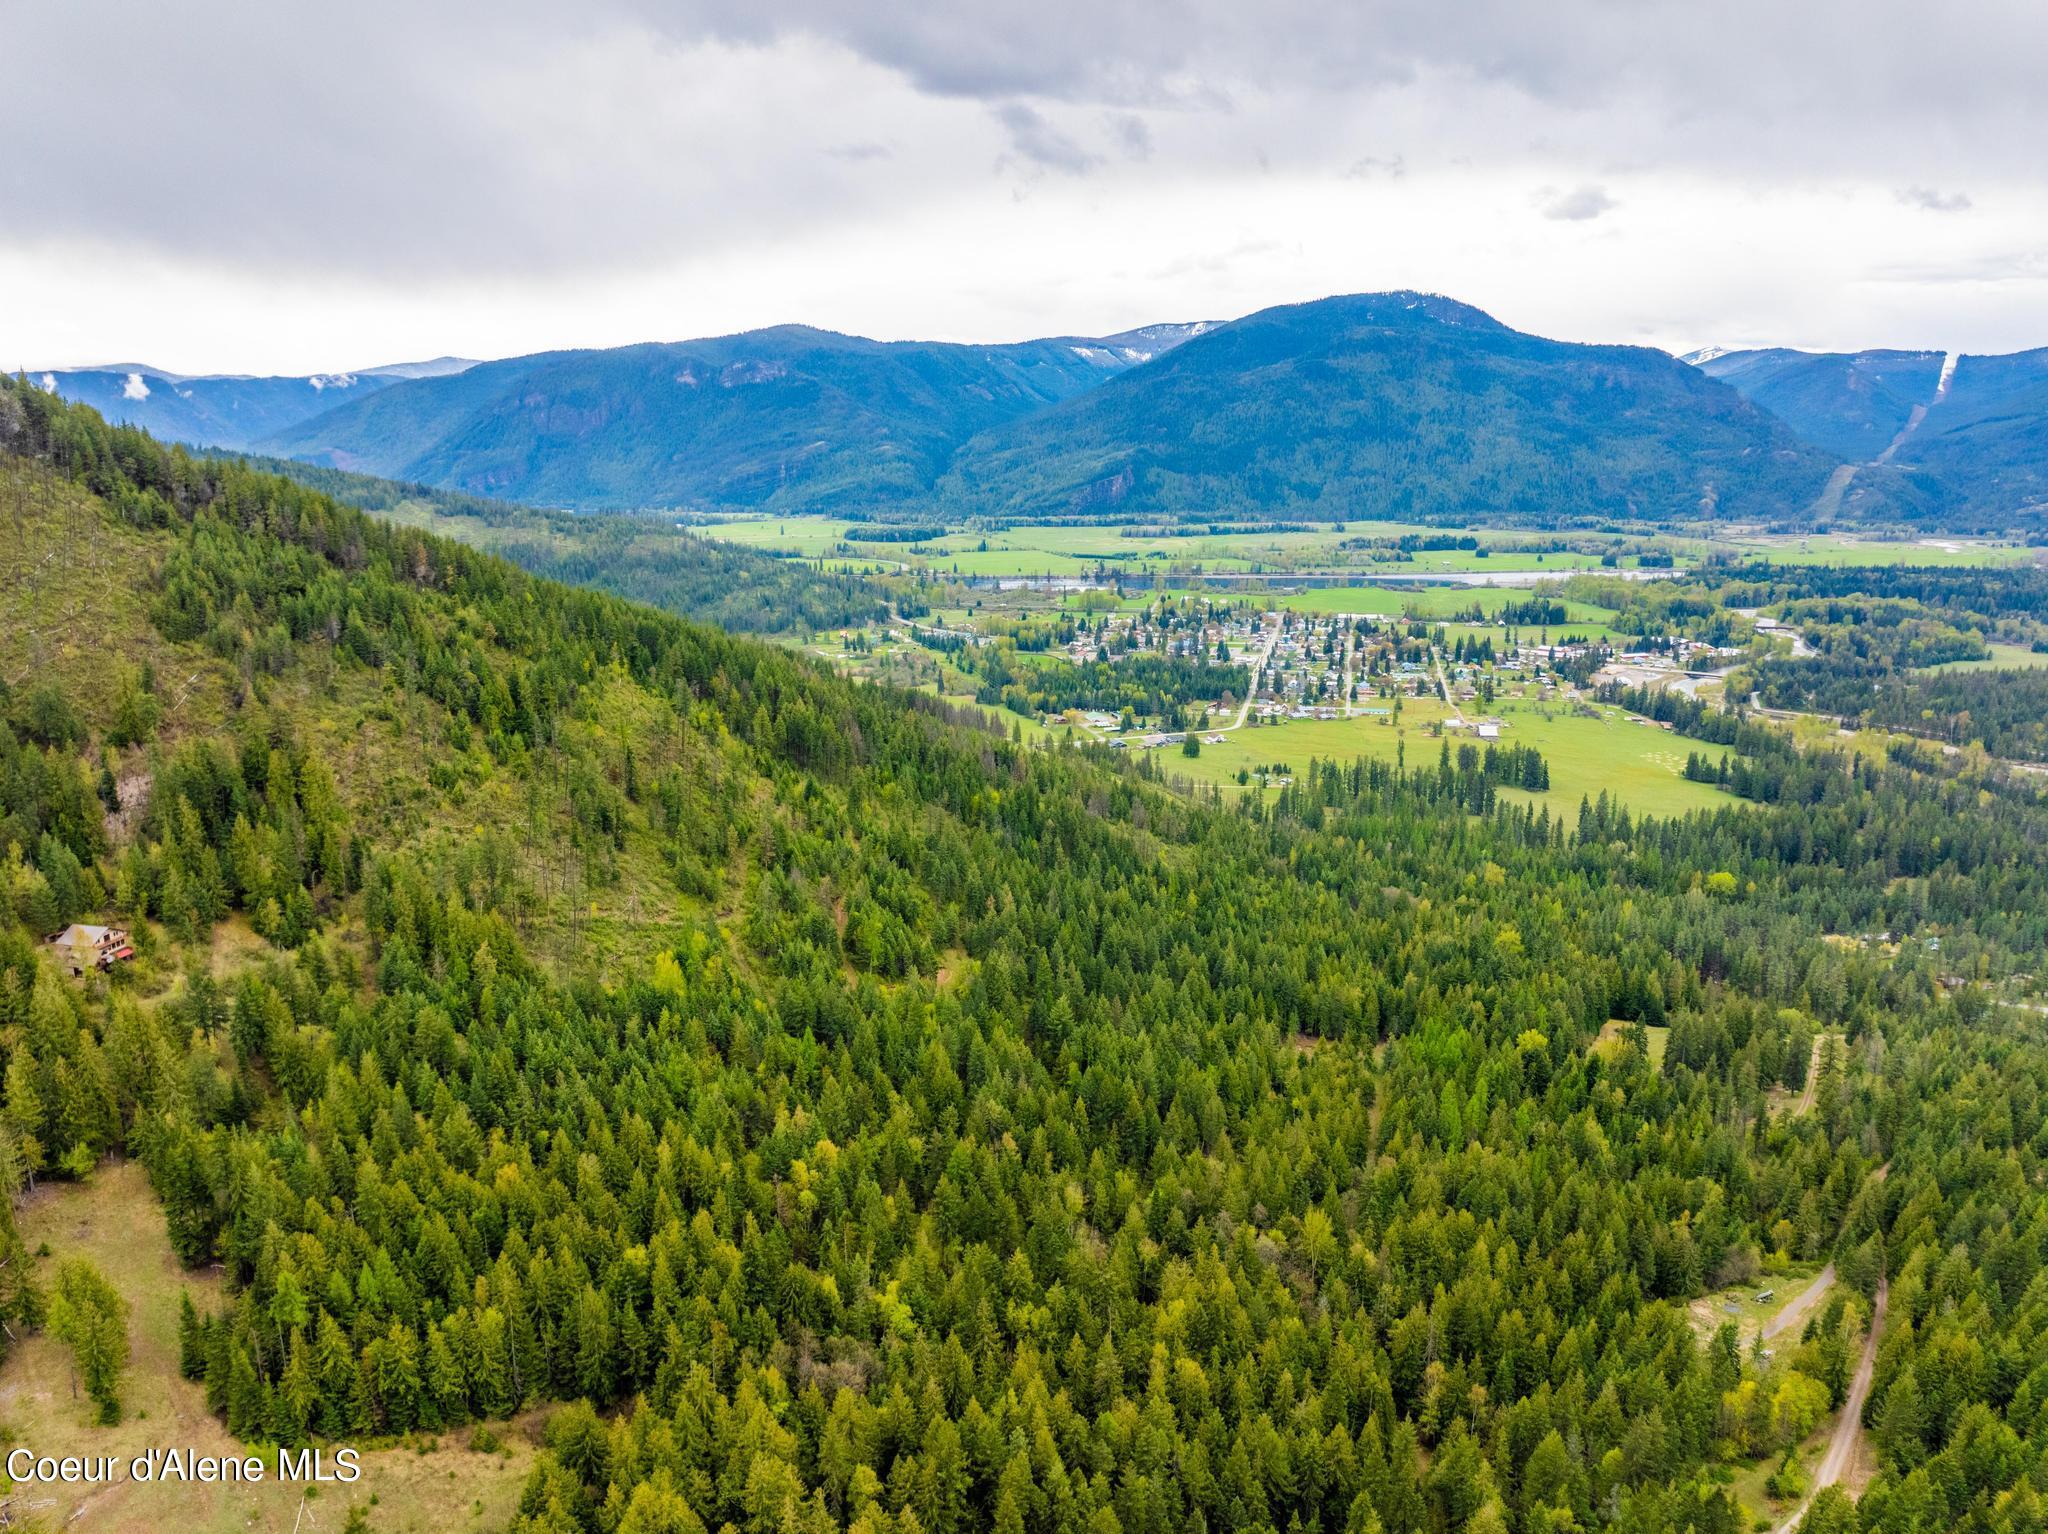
left=47, top=923, right=134, bottom=976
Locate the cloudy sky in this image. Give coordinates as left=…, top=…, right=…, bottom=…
left=7, top=0, right=2046, bottom=374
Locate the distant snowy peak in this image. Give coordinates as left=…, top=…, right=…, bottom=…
left=1066, top=322, right=1217, bottom=370
left=1680, top=346, right=1735, bottom=366
left=1090, top=320, right=1218, bottom=363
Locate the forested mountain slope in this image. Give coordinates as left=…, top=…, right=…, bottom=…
left=255, top=326, right=1183, bottom=513
left=939, top=294, right=1836, bottom=527
left=3, top=380, right=2048, bottom=1534
left=1697, top=344, right=2048, bottom=527
left=1890, top=347, right=2048, bottom=520
left=1690, top=349, right=1946, bottom=463
left=230, top=453, right=904, bottom=635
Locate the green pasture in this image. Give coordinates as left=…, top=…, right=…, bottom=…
left=1157, top=692, right=1737, bottom=820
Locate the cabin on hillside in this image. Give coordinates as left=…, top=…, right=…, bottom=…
left=46, top=923, right=134, bottom=976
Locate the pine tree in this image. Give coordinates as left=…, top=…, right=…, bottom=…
left=178, top=1290, right=205, bottom=1378
left=48, top=1259, right=130, bottom=1424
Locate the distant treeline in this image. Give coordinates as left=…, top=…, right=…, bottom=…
left=842, top=523, right=949, bottom=543
left=1751, top=662, right=2048, bottom=761
left=976, top=651, right=1248, bottom=724
left=1595, top=684, right=1794, bottom=761
left=1719, top=563, right=2048, bottom=626
left=1854, top=667, right=2048, bottom=760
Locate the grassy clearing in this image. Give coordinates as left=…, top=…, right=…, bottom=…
left=688, top=514, right=862, bottom=558
left=1487, top=697, right=1738, bottom=819
left=1717, top=534, right=2037, bottom=568
left=1158, top=693, right=1738, bottom=820
left=698, top=514, right=2036, bottom=584
left=1686, top=1263, right=1829, bottom=1349
left=1925, top=642, right=2048, bottom=673
left=1592, top=1019, right=1670, bottom=1069
left=1162, top=696, right=1456, bottom=797
left=0, top=1161, right=537, bottom=1534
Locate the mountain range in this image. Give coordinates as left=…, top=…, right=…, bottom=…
left=27, top=295, right=2048, bottom=529
left=1690, top=344, right=2048, bottom=528
left=255, top=324, right=1208, bottom=512
left=28, top=356, right=474, bottom=451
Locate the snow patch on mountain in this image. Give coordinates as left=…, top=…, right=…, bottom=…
left=1936, top=351, right=1959, bottom=399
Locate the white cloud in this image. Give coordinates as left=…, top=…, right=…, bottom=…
left=39, top=373, right=57, bottom=392
left=122, top=372, right=150, bottom=400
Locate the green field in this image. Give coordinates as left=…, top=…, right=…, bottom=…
left=1273, top=585, right=1620, bottom=621
left=696, top=516, right=1686, bottom=579
left=1926, top=641, right=2048, bottom=673
left=697, top=514, right=2038, bottom=584
left=1714, top=533, right=2038, bottom=568
left=1159, top=692, right=1737, bottom=819
left=1489, top=697, right=1739, bottom=818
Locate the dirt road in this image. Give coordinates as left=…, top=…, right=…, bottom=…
left=1773, top=1277, right=1888, bottom=1534
left=1432, top=648, right=1464, bottom=725
left=1763, top=1263, right=1836, bottom=1343
left=1790, top=1033, right=1834, bottom=1115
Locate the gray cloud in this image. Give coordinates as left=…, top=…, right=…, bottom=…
left=5, top=0, right=2044, bottom=280
left=1109, top=113, right=1153, bottom=161
left=649, top=0, right=2046, bottom=126
left=1346, top=155, right=1407, bottom=180
left=991, top=102, right=1098, bottom=172
left=3, top=0, right=2047, bottom=363
left=1538, top=185, right=1616, bottom=222
left=1896, top=186, right=1972, bottom=213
